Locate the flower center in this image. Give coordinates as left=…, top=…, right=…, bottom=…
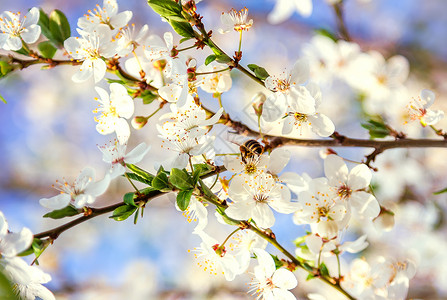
left=337, top=184, right=352, bottom=200
left=253, top=194, right=268, bottom=203
left=294, top=112, right=308, bottom=122
left=245, top=163, right=257, bottom=175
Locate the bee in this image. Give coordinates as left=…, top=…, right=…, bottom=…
left=240, top=139, right=264, bottom=164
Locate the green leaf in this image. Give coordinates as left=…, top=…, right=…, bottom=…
left=205, top=55, right=216, bottom=66
left=133, top=207, right=140, bottom=224
left=38, top=9, right=54, bottom=41
left=179, top=37, right=194, bottom=44
left=314, top=28, right=338, bottom=41
left=123, top=192, right=137, bottom=207
left=125, top=172, right=152, bottom=186
left=361, top=118, right=390, bottom=139
left=38, top=41, right=57, bottom=58
left=110, top=205, right=137, bottom=221
left=139, top=90, right=158, bottom=104
left=215, top=54, right=232, bottom=64
left=193, top=163, right=213, bottom=176
left=169, top=20, right=195, bottom=38
left=0, top=93, right=6, bottom=104
left=43, top=206, right=79, bottom=219
left=152, top=172, right=170, bottom=191
left=306, top=273, right=316, bottom=281
left=147, top=0, right=183, bottom=19
left=247, top=64, right=270, bottom=80
left=293, top=235, right=307, bottom=247
left=319, top=262, right=329, bottom=277
left=0, top=270, right=16, bottom=300
left=434, top=187, right=447, bottom=195
left=192, top=169, right=201, bottom=186
left=13, top=47, right=29, bottom=56
left=127, top=164, right=155, bottom=182
left=170, top=168, right=194, bottom=190
left=271, top=255, right=283, bottom=269
left=0, top=61, right=14, bottom=78
left=49, top=10, right=71, bottom=46
left=176, top=189, right=193, bottom=211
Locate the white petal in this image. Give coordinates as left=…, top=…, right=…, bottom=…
left=347, top=163, right=371, bottom=190
left=324, top=155, right=348, bottom=186
left=0, top=211, right=7, bottom=236
left=39, top=194, right=71, bottom=209
left=424, top=109, right=444, bottom=126
left=267, top=0, right=295, bottom=24
left=253, top=248, right=276, bottom=277
left=1, top=228, right=33, bottom=257
left=268, top=148, right=290, bottom=175
left=125, top=142, right=150, bottom=164
left=223, top=156, right=244, bottom=173
left=290, top=58, right=309, bottom=85
left=6, top=36, right=22, bottom=51
left=110, top=11, right=133, bottom=28
left=84, top=174, right=110, bottom=197
left=350, top=191, right=380, bottom=219
left=21, top=24, right=41, bottom=44
left=72, top=60, right=94, bottom=82
left=272, top=268, right=298, bottom=290
left=421, top=89, right=435, bottom=107
left=23, top=7, right=40, bottom=27
left=225, top=200, right=254, bottom=221
left=201, top=107, right=223, bottom=127
left=308, top=113, right=335, bottom=137
left=294, top=0, right=313, bottom=17
left=253, top=203, right=275, bottom=228
left=305, top=234, right=323, bottom=254
left=93, top=58, right=107, bottom=83
left=115, top=118, right=131, bottom=144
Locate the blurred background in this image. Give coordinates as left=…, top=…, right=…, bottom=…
left=1, top=0, right=447, bottom=299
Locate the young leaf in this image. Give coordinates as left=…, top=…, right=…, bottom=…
left=205, top=55, right=216, bottom=66
left=215, top=54, right=232, bottom=64
left=247, top=64, right=270, bottom=80
left=434, top=187, right=447, bottom=195
left=147, top=0, right=183, bottom=20
left=192, top=168, right=201, bottom=186
left=169, top=20, right=195, bottom=38
left=123, top=192, right=137, bottom=207
left=0, top=93, right=6, bottom=104
left=127, top=164, right=155, bottom=182
left=38, top=41, right=57, bottom=59
left=125, top=172, right=152, bottom=185
left=49, top=10, right=71, bottom=46
left=169, top=168, right=194, bottom=190
left=38, top=9, right=54, bottom=41
left=139, top=90, right=158, bottom=104
left=176, top=189, right=193, bottom=211
left=152, top=172, right=170, bottom=191
left=306, top=273, right=316, bottom=281
left=43, top=206, right=80, bottom=219
left=361, top=118, right=390, bottom=139
left=319, top=262, right=329, bottom=277
left=110, top=205, right=137, bottom=221
left=0, top=61, right=14, bottom=78
left=193, top=163, right=213, bottom=176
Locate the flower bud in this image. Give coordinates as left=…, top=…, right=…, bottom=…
left=131, top=116, right=148, bottom=129
left=251, top=92, right=266, bottom=117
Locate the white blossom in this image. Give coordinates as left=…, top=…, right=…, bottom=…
left=39, top=167, right=110, bottom=209
left=93, top=83, right=135, bottom=144
left=196, top=62, right=232, bottom=94
left=0, top=212, right=32, bottom=258
left=64, top=24, right=118, bottom=83
left=99, top=140, right=150, bottom=179
left=0, top=7, right=41, bottom=51
left=250, top=248, right=297, bottom=300
left=219, top=8, right=253, bottom=34
left=116, top=24, right=149, bottom=56
left=407, top=89, right=444, bottom=127
left=77, top=0, right=132, bottom=32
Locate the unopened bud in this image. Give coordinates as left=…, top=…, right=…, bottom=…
left=251, top=92, right=266, bottom=116
left=169, top=47, right=179, bottom=58
left=212, top=244, right=226, bottom=257
left=153, top=59, right=167, bottom=71
left=132, top=116, right=148, bottom=129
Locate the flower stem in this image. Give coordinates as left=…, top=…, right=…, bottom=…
left=195, top=67, right=230, bottom=75
left=125, top=172, right=141, bottom=193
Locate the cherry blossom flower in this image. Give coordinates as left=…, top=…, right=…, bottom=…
left=226, top=173, right=297, bottom=228
left=176, top=196, right=208, bottom=233
left=116, top=24, right=149, bottom=56
left=93, top=83, right=135, bottom=144
left=196, top=62, right=232, bottom=94
left=293, top=178, right=347, bottom=238
left=262, top=59, right=310, bottom=122
left=191, top=231, right=239, bottom=281
left=144, top=32, right=186, bottom=78
left=0, top=257, right=55, bottom=300
left=0, top=7, right=41, bottom=51
left=231, top=230, right=267, bottom=274
left=77, top=0, right=132, bottom=32
left=219, top=8, right=253, bottom=33
left=407, top=89, right=444, bottom=127
left=250, top=248, right=297, bottom=300
left=324, top=155, right=380, bottom=220
left=281, top=84, right=335, bottom=137
left=99, top=140, right=150, bottom=179
left=64, top=24, right=118, bottom=83
left=0, top=211, right=33, bottom=258
left=39, top=167, right=110, bottom=209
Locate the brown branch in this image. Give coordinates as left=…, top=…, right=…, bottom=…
left=333, top=2, right=351, bottom=41
left=33, top=165, right=226, bottom=241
